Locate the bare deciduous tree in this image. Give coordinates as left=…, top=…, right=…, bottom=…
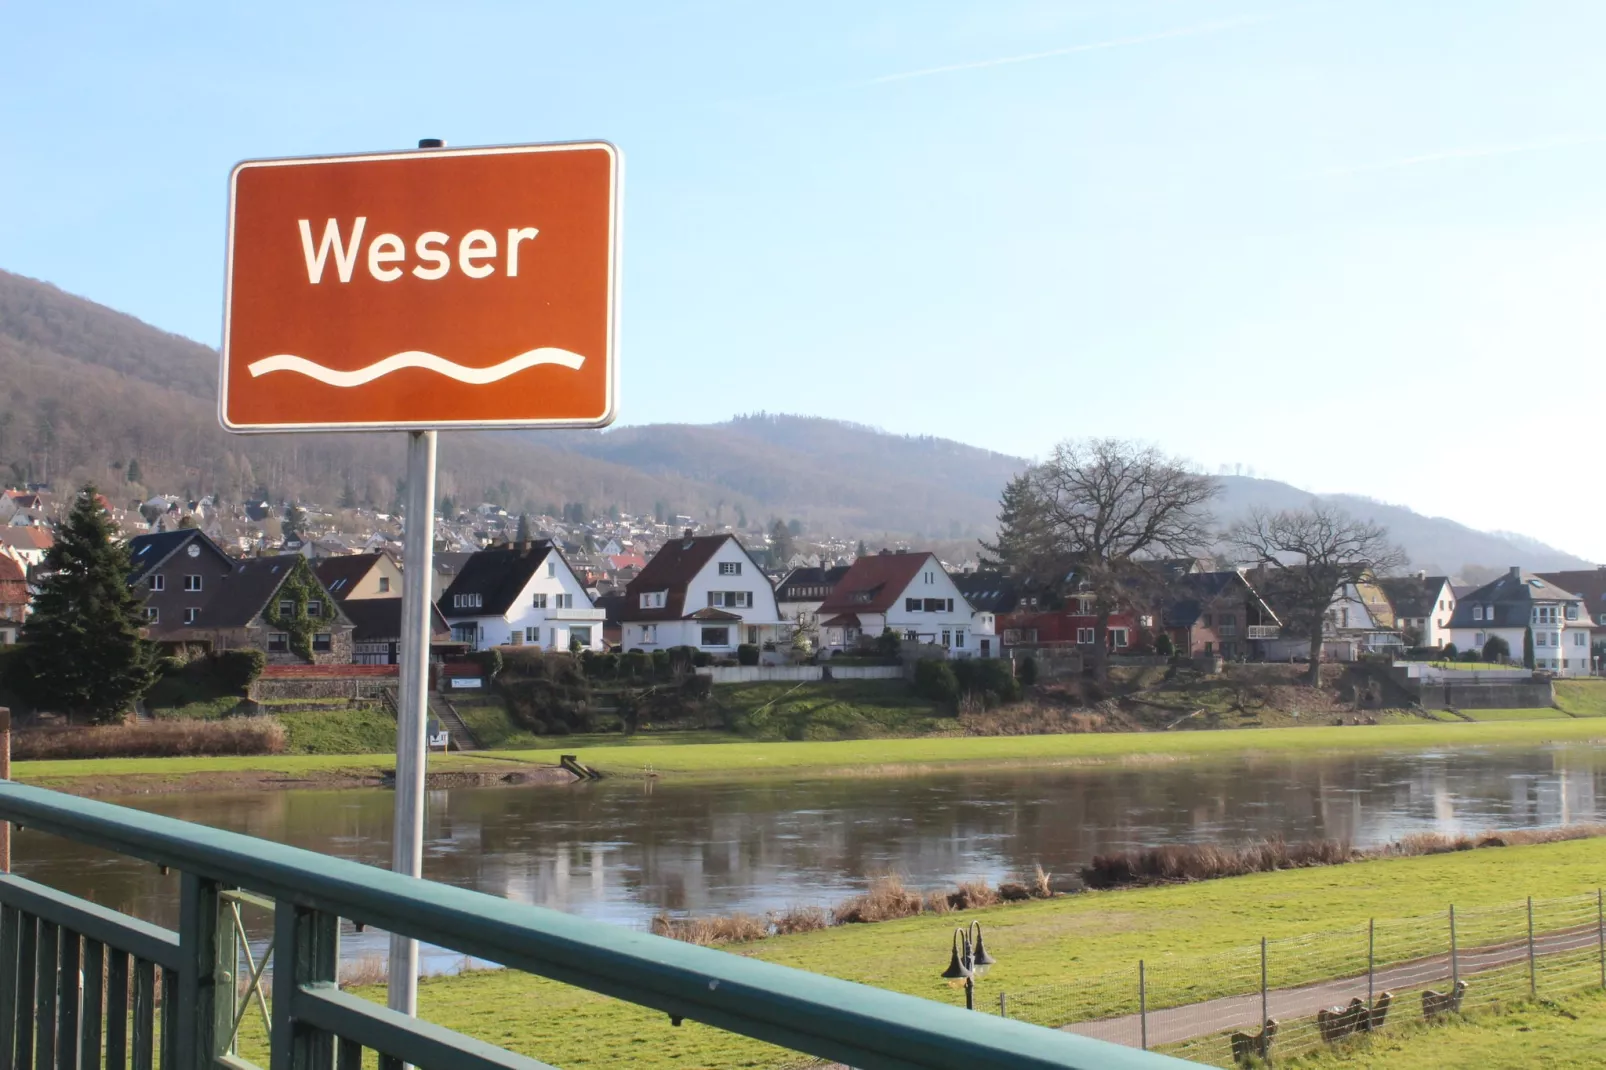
left=1227, top=504, right=1405, bottom=685
left=1023, top=439, right=1219, bottom=681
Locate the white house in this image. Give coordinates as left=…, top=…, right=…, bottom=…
left=437, top=541, right=604, bottom=652
left=815, top=550, right=997, bottom=658
left=1376, top=573, right=1456, bottom=649
left=774, top=564, right=851, bottom=635
left=1444, top=567, right=1593, bottom=674
left=621, top=534, right=785, bottom=652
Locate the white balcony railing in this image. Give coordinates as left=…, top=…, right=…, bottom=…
left=1246, top=625, right=1280, bottom=640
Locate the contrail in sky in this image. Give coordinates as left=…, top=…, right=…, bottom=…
left=866, top=14, right=1274, bottom=85
left=1311, top=132, right=1606, bottom=178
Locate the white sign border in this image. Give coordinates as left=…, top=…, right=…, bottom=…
left=218, top=139, right=621, bottom=434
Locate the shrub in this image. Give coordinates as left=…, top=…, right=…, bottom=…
left=952, top=658, right=1020, bottom=705
left=1017, top=655, right=1038, bottom=687
left=621, top=651, right=650, bottom=679
left=1461, top=648, right=1481, bottom=663
left=650, top=650, right=670, bottom=678
left=1443, top=643, right=1458, bottom=660
left=1153, top=633, right=1175, bottom=657
left=1484, top=635, right=1511, bottom=662
left=912, top=659, right=959, bottom=705
left=874, top=629, right=901, bottom=660
left=736, top=643, right=760, bottom=666
left=209, top=649, right=266, bottom=693
left=692, top=651, right=713, bottom=668
left=472, top=647, right=503, bottom=680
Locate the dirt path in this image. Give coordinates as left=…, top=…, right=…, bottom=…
left=1064, top=923, right=1603, bottom=1048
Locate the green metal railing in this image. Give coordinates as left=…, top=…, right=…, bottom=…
left=0, top=781, right=1196, bottom=1069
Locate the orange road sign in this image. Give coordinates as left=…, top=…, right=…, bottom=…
left=221, top=141, right=619, bottom=432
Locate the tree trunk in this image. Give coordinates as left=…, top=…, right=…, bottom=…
left=1092, top=607, right=1111, bottom=683
left=1306, top=629, right=1323, bottom=687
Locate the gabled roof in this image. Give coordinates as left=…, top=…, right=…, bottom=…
left=775, top=565, right=851, bottom=603
left=127, top=529, right=231, bottom=586
left=340, top=599, right=450, bottom=642
left=1446, top=568, right=1585, bottom=630
left=194, top=558, right=349, bottom=629
left=817, top=552, right=934, bottom=616
left=313, top=553, right=388, bottom=602
left=0, top=554, right=27, bottom=608
left=1160, top=570, right=1279, bottom=629
left=1375, top=575, right=1450, bottom=620
left=624, top=534, right=746, bottom=621
left=1536, top=569, right=1606, bottom=618
left=432, top=551, right=476, bottom=578
left=439, top=542, right=557, bottom=618
left=0, top=528, right=53, bottom=552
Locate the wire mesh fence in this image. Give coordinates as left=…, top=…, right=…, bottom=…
left=1000, top=889, right=1606, bottom=1067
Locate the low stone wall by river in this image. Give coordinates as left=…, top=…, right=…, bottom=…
left=695, top=665, right=904, bottom=684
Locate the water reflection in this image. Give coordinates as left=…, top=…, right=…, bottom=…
left=12, top=744, right=1604, bottom=962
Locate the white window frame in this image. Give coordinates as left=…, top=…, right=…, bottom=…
left=183, top=575, right=203, bottom=592
left=639, top=591, right=666, bottom=610
left=183, top=607, right=199, bottom=624
left=267, top=632, right=289, bottom=652
left=718, top=561, right=741, bottom=576
left=700, top=625, right=731, bottom=648
left=1076, top=627, right=1095, bottom=644
left=145, top=606, right=159, bottom=622
left=1472, top=606, right=1482, bottom=620
left=378, top=576, right=390, bottom=593
left=149, top=574, right=165, bottom=592
left=532, top=593, right=548, bottom=609
left=1110, top=628, right=1129, bottom=649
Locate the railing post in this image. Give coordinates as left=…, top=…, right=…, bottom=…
left=997, top=991, right=1007, bottom=1018
left=1139, top=959, right=1148, bottom=1051
left=1367, top=919, right=1374, bottom=1005
left=176, top=874, right=231, bottom=1070
left=1527, top=896, right=1536, bottom=998
left=1598, top=888, right=1604, bottom=990
left=270, top=902, right=339, bottom=1070
left=1449, top=905, right=1458, bottom=991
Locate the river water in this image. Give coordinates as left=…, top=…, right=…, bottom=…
left=12, top=743, right=1604, bottom=968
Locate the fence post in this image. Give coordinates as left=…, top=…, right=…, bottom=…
left=1139, top=959, right=1147, bottom=1051
left=1367, top=919, right=1375, bottom=1005
left=1527, top=896, right=1536, bottom=998
left=1449, top=904, right=1458, bottom=991
left=1598, top=888, right=1604, bottom=990
left=997, top=991, right=1007, bottom=1018
left=1260, top=936, right=1269, bottom=1028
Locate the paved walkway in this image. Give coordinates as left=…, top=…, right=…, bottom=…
left=1063, top=923, right=1603, bottom=1049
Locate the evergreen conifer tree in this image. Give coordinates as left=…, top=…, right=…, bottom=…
left=978, top=472, right=1052, bottom=574
left=516, top=513, right=533, bottom=543
left=125, top=458, right=142, bottom=484
left=13, top=485, right=153, bottom=723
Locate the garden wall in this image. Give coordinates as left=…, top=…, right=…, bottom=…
left=249, top=664, right=398, bottom=701
left=696, top=666, right=903, bottom=684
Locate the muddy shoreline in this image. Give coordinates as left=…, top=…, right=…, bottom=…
left=23, top=763, right=579, bottom=798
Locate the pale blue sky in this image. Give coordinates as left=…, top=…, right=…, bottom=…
left=4, top=2, right=1606, bottom=557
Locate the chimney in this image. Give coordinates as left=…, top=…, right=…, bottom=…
left=682, top=528, right=694, bottom=539
left=1509, top=566, right=1522, bottom=580
left=1416, top=570, right=1426, bottom=580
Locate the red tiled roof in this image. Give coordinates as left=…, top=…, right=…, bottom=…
left=817, top=552, right=933, bottom=616
left=0, top=529, right=52, bottom=551
left=623, top=535, right=735, bottom=621
left=0, top=554, right=27, bottom=609
left=686, top=607, right=742, bottom=621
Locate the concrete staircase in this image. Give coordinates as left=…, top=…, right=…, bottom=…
left=380, top=687, right=482, bottom=752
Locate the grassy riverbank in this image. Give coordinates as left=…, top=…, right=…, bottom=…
left=14, top=716, right=1606, bottom=791
left=274, top=835, right=1606, bottom=1069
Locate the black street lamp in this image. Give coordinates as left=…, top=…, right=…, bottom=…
left=939, top=921, right=996, bottom=1010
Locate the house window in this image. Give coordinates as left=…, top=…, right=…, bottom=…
left=452, top=593, right=483, bottom=609
left=1475, top=632, right=1485, bottom=646
left=708, top=591, right=751, bottom=608
left=1566, top=605, right=1579, bottom=620
left=923, top=598, right=950, bottom=612
left=268, top=632, right=289, bottom=652
left=556, top=593, right=573, bottom=609
left=532, top=593, right=548, bottom=609
left=306, top=600, right=323, bottom=618
left=1076, top=628, right=1095, bottom=644
left=525, top=627, right=539, bottom=643
left=746, top=626, right=759, bottom=645
left=906, top=597, right=921, bottom=613
left=279, top=599, right=295, bottom=616
left=572, top=626, right=593, bottom=647
left=149, top=574, right=165, bottom=592
left=145, top=607, right=159, bottom=623
left=700, top=626, right=731, bottom=647
left=1575, top=632, right=1587, bottom=647
left=378, top=576, right=391, bottom=593
left=1537, top=632, right=1548, bottom=647
left=924, top=571, right=934, bottom=584
left=640, top=624, right=657, bottom=644
left=904, top=629, right=919, bottom=641
left=547, top=561, right=556, bottom=577
left=313, top=633, right=332, bottom=652
left=1202, top=613, right=1212, bottom=626
left=941, top=629, right=952, bottom=647
left=1110, top=628, right=1129, bottom=649
left=639, top=591, right=666, bottom=609
left=955, top=628, right=965, bottom=648
left=1472, top=606, right=1483, bottom=620
left=183, top=575, right=203, bottom=592
left=450, top=623, right=476, bottom=645
left=184, top=608, right=199, bottom=624
left=719, top=562, right=741, bottom=576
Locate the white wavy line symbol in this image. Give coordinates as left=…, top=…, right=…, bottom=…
left=246, top=348, right=586, bottom=387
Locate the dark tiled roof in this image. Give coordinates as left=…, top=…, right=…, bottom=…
left=818, top=552, right=934, bottom=616
left=194, top=558, right=347, bottom=629
left=314, top=553, right=385, bottom=601
left=951, top=571, right=1020, bottom=613
left=432, top=551, right=477, bottom=578
left=775, top=565, right=851, bottom=602
left=593, top=590, right=627, bottom=625
left=1376, top=576, right=1449, bottom=620
left=1161, top=571, right=1260, bottom=629
left=439, top=543, right=555, bottom=618
left=1447, top=569, right=1584, bottom=629
left=624, top=535, right=740, bottom=621
left=1536, top=570, right=1606, bottom=618
left=127, top=530, right=230, bottom=586
left=340, top=599, right=449, bottom=642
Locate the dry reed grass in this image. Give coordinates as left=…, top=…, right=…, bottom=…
left=832, top=874, right=926, bottom=925
left=648, top=911, right=768, bottom=946
left=339, top=953, right=389, bottom=987
left=770, top=905, right=829, bottom=935
left=1082, top=839, right=1354, bottom=889
left=13, top=720, right=287, bottom=760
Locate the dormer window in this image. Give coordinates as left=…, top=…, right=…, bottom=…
left=639, top=591, right=666, bottom=609
left=452, top=593, right=483, bottom=609
left=1472, top=606, right=1482, bottom=620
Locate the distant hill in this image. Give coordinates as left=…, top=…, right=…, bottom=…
left=0, top=267, right=1592, bottom=573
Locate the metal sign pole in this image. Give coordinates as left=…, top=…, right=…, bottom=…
left=388, top=426, right=437, bottom=1015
